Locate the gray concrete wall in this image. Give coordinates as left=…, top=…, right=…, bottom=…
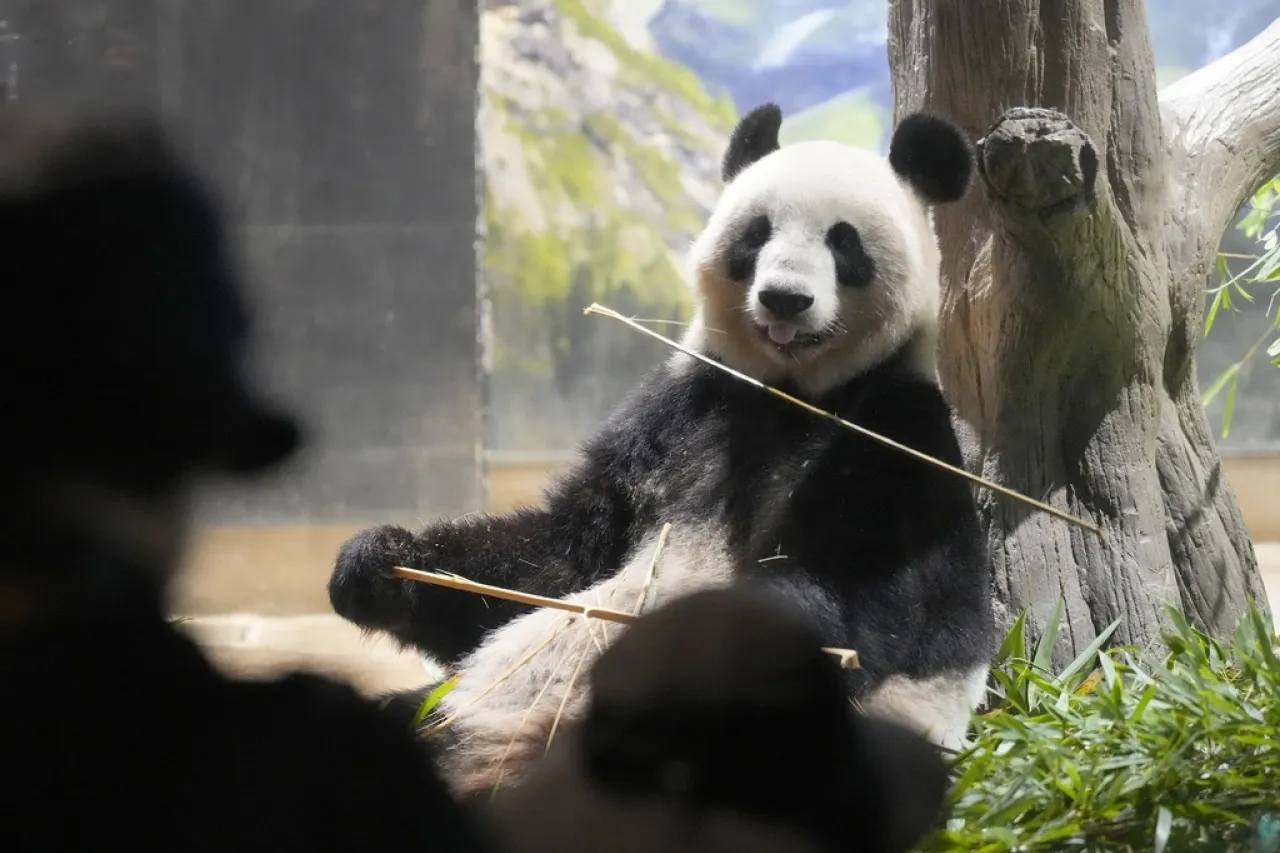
left=0, top=0, right=484, bottom=526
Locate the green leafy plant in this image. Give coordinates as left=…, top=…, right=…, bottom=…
left=921, top=599, right=1280, bottom=852
left=411, top=673, right=463, bottom=729
left=1203, top=176, right=1280, bottom=438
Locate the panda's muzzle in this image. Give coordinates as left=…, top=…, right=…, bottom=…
left=757, top=288, right=813, bottom=319
left=755, top=323, right=829, bottom=349
left=755, top=287, right=828, bottom=348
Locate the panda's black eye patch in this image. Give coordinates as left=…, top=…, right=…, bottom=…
left=725, top=214, right=772, bottom=282
left=825, top=221, right=874, bottom=288
left=741, top=215, right=772, bottom=249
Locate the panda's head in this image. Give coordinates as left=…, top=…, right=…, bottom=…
left=684, top=104, right=974, bottom=395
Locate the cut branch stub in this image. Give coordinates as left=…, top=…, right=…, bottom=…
left=978, top=108, right=1099, bottom=217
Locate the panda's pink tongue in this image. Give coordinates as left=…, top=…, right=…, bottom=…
left=768, top=323, right=798, bottom=345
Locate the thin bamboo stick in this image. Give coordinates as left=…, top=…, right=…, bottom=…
left=391, top=565, right=861, bottom=670
left=584, top=302, right=1103, bottom=536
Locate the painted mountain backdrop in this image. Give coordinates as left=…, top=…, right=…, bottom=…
left=634, top=0, right=1279, bottom=149
left=481, top=0, right=1280, bottom=452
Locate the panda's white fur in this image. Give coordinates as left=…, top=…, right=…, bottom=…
left=684, top=139, right=943, bottom=395
left=426, top=523, right=737, bottom=796
left=329, top=103, right=998, bottom=799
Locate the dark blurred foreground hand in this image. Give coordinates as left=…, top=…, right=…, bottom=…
left=489, top=584, right=952, bottom=853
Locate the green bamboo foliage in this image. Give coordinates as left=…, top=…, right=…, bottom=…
left=923, top=599, right=1280, bottom=852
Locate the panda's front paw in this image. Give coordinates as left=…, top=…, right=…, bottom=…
left=328, top=524, right=420, bottom=632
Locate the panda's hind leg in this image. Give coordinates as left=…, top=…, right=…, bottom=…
left=859, top=664, right=991, bottom=752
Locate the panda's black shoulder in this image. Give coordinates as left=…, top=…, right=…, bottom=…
left=817, top=356, right=967, bottom=489
left=581, top=358, right=738, bottom=458
left=859, top=371, right=954, bottom=437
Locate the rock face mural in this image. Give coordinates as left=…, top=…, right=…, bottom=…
left=482, top=0, right=1280, bottom=455
left=478, top=0, right=732, bottom=451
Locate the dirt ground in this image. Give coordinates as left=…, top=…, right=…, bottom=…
left=183, top=542, right=1280, bottom=699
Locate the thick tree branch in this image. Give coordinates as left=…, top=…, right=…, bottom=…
left=1155, top=17, right=1278, bottom=635
left=1160, top=18, right=1280, bottom=259
left=888, top=0, right=1270, bottom=665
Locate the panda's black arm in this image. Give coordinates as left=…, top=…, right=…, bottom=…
left=756, top=375, right=994, bottom=686
left=328, top=442, right=648, bottom=663
left=841, top=379, right=994, bottom=679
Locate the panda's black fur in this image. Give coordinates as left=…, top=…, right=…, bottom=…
left=329, top=102, right=998, bottom=799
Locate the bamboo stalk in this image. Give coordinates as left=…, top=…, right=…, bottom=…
left=584, top=302, right=1103, bottom=537
left=634, top=522, right=671, bottom=616
left=391, top=565, right=861, bottom=670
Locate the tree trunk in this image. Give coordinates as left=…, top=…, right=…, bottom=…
left=888, top=0, right=1280, bottom=666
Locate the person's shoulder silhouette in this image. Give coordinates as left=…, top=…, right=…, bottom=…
left=0, top=107, right=494, bottom=852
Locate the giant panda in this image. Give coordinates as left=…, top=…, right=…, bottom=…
left=328, top=101, right=998, bottom=800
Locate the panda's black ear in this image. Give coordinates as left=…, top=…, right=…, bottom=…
left=722, top=103, right=783, bottom=184
left=888, top=112, right=974, bottom=204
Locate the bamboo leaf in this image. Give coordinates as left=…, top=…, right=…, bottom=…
left=1202, top=362, right=1240, bottom=405
left=1033, top=598, right=1065, bottom=674
left=1205, top=277, right=1228, bottom=335
left=1222, top=371, right=1240, bottom=438
left=1153, top=806, right=1173, bottom=853
left=411, top=673, right=463, bottom=728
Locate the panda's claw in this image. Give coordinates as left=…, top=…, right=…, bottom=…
left=328, top=524, right=421, bottom=633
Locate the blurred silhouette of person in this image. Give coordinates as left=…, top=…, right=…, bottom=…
left=488, top=585, right=953, bottom=853
left=0, top=107, right=494, bottom=852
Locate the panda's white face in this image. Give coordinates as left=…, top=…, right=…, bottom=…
left=682, top=107, right=973, bottom=397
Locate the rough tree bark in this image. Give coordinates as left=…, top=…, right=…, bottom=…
left=888, top=1, right=1280, bottom=665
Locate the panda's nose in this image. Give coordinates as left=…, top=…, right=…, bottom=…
left=757, top=289, right=814, bottom=319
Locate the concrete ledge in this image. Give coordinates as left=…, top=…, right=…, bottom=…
left=481, top=454, right=1280, bottom=539
left=1226, top=455, right=1280, bottom=542
left=172, top=453, right=1280, bottom=616
left=180, top=546, right=1280, bottom=700
left=172, top=525, right=360, bottom=616
left=1262, top=542, right=1280, bottom=615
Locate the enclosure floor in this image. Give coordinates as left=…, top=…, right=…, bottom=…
left=181, top=613, right=430, bottom=696
left=176, top=543, right=1280, bottom=698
